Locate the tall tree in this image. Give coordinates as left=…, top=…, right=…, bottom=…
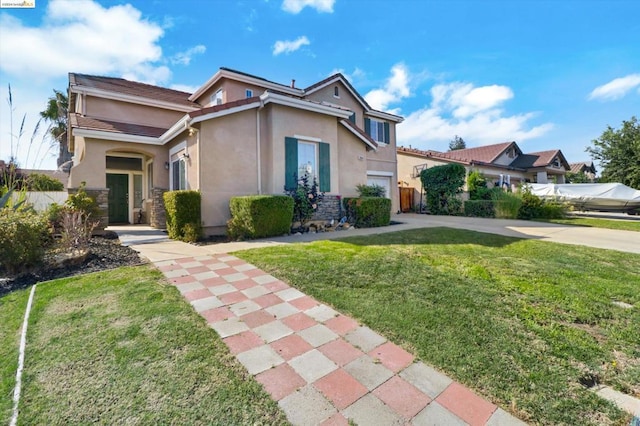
left=448, top=135, right=466, bottom=151
left=40, top=89, right=70, bottom=168
left=586, top=116, right=640, bottom=189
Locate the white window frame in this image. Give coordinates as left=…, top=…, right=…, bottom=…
left=297, top=141, right=318, bottom=183
left=369, top=119, right=388, bottom=144
left=333, top=86, right=340, bottom=98
left=211, top=89, right=223, bottom=106
left=169, top=142, right=188, bottom=191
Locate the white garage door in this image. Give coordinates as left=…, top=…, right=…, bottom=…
left=367, top=176, right=391, bottom=198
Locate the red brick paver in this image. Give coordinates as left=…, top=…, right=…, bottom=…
left=153, top=253, right=521, bottom=426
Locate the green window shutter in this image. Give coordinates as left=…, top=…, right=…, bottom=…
left=319, top=142, right=331, bottom=192
left=349, top=112, right=356, bottom=124
left=384, top=122, right=390, bottom=144
left=285, top=137, right=298, bottom=191
left=364, top=117, right=371, bottom=136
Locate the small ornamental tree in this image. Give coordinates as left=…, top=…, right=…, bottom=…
left=420, top=163, right=466, bottom=215
left=285, top=174, right=324, bottom=226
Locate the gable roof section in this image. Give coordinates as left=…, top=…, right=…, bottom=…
left=304, top=73, right=404, bottom=123
left=435, top=142, right=518, bottom=164
left=70, top=114, right=168, bottom=138
left=569, top=161, right=596, bottom=174
left=340, top=119, right=378, bottom=151
left=511, top=149, right=570, bottom=170
left=189, top=67, right=303, bottom=102
left=69, top=73, right=199, bottom=112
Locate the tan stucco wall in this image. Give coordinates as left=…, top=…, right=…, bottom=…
left=196, top=78, right=268, bottom=106
left=337, top=125, right=367, bottom=198
left=304, top=82, right=365, bottom=127
left=68, top=138, right=169, bottom=189
left=197, top=109, right=259, bottom=229
left=84, top=96, right=185, bottom=128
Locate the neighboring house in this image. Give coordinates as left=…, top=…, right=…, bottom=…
left=0, top=160, right=68, bottom=188
left=569, top=161, right=597, bottom=182
left=67, top=68, right=403, bottom=234
left=397, top=141, right=570, bottom=208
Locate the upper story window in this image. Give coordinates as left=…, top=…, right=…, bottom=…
left=246, top=89, right=253, bottom=98
left=365, top=118, right=390, bottom=144
left=552, top=158, right=561, bottom=168
left=506, top=147, right=515, bottom=158
left=211, top=89, right=223, bottom=106
left=334, top=86, right=340, bottom=98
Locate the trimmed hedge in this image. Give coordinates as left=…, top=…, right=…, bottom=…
left=0, top=209, right=49, bottom=274
left=343, top=197, right=391, bottom=228
left=163, top=190, right=202, bottom=242
left=228, top=195, right=294, bottom=240
left=464, top=200, right=495, bottom=218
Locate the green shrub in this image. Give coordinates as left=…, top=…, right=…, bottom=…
left=228, top=195, right=294, bottom=240
left=464, top=200, right=495, bottom=218
left=420, top=164, right=465, bottom=215
left=356, top=184, right=386, bottom=198
left=285, top=175, right=323, bottom=226
left=0, top=209, right=49, bottom=274
left=163, top=190, right=202, bottom=243
left=493, top=191, right=522, bottom=219
left=343, top=197, right=391, bottom=228
left=538, top=201, right=568, bottom=219
left=66, top=182, right=99, bottom=217
left=517, top=186, right=545, bottom=219
left=467, top=171, right=488, bottom=200
left=27, top=173, right=65, bottom=191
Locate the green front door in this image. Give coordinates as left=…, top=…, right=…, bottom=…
left=107, top=173, right=128, bottom=223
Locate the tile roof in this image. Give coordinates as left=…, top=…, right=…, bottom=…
left=569, top=162, right=596, bottom=174
left=188, top=96, right=261, bottom=118
left=340, top=119, right=378, bottom=150
left=69, top=73, right=199, bottom=108
left=71, top=114, right=168, bottom=138
left=511, top=149, right=564, bottom=168
left=435, top=142, right=516, bottom=164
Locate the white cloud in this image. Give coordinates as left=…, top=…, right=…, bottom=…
left=0, top=0, right=168, bottom=84
left=272, top=36, right=310, bottom=55
left=170, top=45, right=206, bottom=66
left=364, top=63, right=411, bottom=112
left=281, top=0, right=334, bottom=14
left=588, top=73, right=640, bottom=101
left=398, top=80, right=553, bottom=150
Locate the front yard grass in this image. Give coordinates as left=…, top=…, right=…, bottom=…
left=0, top=266, right=288, bottom=426
left=537, top=216, right=640, bottom=232
left=237, top=227, right=640, bottom=426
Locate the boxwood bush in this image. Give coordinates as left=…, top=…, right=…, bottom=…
left=343, top=197, right=391, bottom=228
left=464, top=200, right=495, bottom=218
left=163, top=190, right=202, bottom=243
left=0, top=209, right=49, bottom=274
left=228, top=195, right=294, bottom=240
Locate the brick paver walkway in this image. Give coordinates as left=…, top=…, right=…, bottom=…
left=154, top=253, right=526, bottom=426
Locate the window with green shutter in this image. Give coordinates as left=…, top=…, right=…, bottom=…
left=284, top=137, right=331, bottom=192
left=364, top=117, right=390, bottom=144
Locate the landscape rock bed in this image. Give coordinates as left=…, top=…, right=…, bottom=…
left=0, top=236, right=144, bottom=296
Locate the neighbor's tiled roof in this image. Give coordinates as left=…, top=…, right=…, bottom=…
left=70, top=114, right=168, bottom=138
left=397, top=146, right=447, bottom=158
left=435, top=142, right=516, bottom=164
left=569, top=162, right=596, bottom=174
left=511, top=149, right=562, bottom=168
left=69, top=73, right=199, bottom=108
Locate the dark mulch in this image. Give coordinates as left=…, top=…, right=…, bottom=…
left=0, top=236, right=144, bottom=297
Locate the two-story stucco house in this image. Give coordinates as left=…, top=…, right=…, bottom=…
left=67, top=68, right=403, bottom=234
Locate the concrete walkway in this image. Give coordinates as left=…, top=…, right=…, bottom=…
left=108, top=216, right=638, bottom=426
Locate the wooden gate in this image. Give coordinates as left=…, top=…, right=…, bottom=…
left=399, top=187, right=414, bottom=212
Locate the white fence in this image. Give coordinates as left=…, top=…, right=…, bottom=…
left=12, top=191, right=68, bottom=212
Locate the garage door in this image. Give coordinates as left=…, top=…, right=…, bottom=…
left=367, top=176, right=391, bottom=198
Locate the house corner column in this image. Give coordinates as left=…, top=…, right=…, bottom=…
left=150, top=187, right=168, bottom=229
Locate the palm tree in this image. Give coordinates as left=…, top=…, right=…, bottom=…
left=40, top=89, right=70, bottom=169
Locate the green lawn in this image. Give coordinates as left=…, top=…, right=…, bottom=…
left=237, top=227, right=640, bottom=426
left=537, top=216, right=640, bottom=232
left=0, top=266, right=288, bottom=426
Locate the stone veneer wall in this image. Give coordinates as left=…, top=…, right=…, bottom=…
left=311, top=195, right=343, bottom=221
left=67, top=187, right=109, bottom=234
left=150, top=188, right=167, bottom=229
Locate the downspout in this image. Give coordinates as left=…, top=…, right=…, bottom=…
left=256, top=98, right=265, bottom=194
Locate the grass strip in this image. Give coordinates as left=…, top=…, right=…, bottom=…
left=537, top=217, right=640, bottom=232
left=237, top=227, right=639, bottom=425
left=4, top=265, right=288, bottom=425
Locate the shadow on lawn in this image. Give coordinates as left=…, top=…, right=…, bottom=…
left=333, top=226, right=539, bottom=248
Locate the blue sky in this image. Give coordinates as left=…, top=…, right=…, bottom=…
left=1, top=0, right=638, bottom=171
